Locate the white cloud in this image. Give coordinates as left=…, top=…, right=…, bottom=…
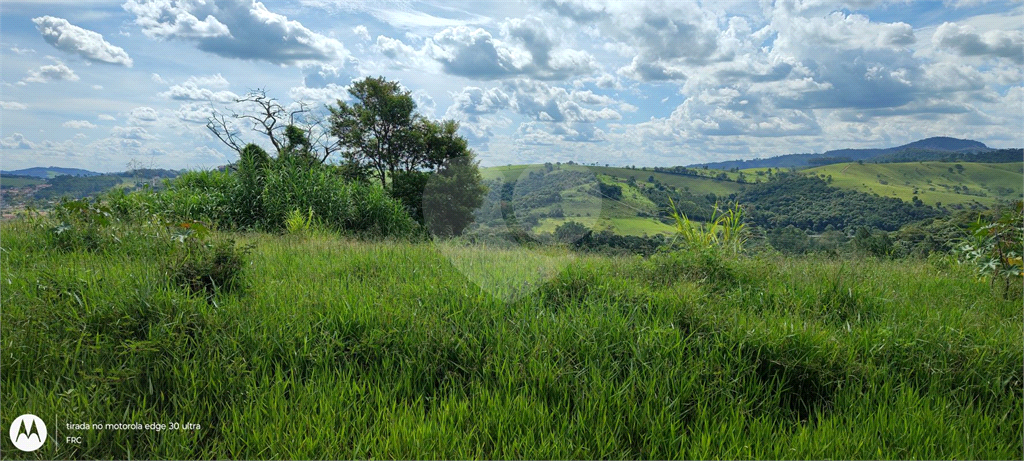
left=98, top=114, right=116, bottom=121
left=175, top=102, right=216, bottom=124
left=353, top=25, right=370, bottom=41
left=122, top=0, right=349, bottom=65
left=32, top=16, right=133, bottom=66
left=110, top=126, right=155, bottom=140
left=1, top=133, right=36, bottom=149
left=934, top=22, right=1024, bottom=64
left=185, top=73, right=230, bottom=88
left=129, top=106, right=160, bottom=124
left=20, top=59, right=79, bottom=84
left=377, top=18, right=597, bottom=80
left=288, top=83, right=349, bottom=105
left=121, top=0, right=231, bottom=39
left=0, top=101, right=28, bottom=110
left=62, top=120, right=98, bottom=129
left=161, top=82, right=238, bottom=103
left=151, top=73, right=167, bottom=84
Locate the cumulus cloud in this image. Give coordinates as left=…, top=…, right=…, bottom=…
left=1, top=133, right=36, bottom=149
left=122, top=0, right=349, bottom=65
left=772, top=11, right=915, bottom=52
left=353, top=25, right=370, bottom=41
left=161, top=82, right=238, bottom=103
left=505, top=79, right=621, bottom=123
left=377, top=17, right=596, bottom=80
left=175, top=102, right=216, bottom=123
left=98, top=114, right=117, bottom=121
left=33, top=16, right=133, bottom=66
left=110, top=126, right=155, bottom=140
left=129, top=106, right=160, bottom=124
left=445, top=86, right=513, bottom=118
left=63, top=120, right=98, bottom=129
left=934, top=22, right=1024, bottom=64
left=20, top=59, right=79, bottom=84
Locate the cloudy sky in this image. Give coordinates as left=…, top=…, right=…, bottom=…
left=1, top=0, right=1022, bottom=172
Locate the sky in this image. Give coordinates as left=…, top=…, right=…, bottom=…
left=1, top=0, right=1022, bottom=173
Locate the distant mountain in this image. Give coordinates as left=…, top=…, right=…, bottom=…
left=692, top=137, right=998, bottom=170
left=0, top=167, right=102, bottom=178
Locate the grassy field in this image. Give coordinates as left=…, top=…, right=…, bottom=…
left=805, top=162, right=1024, bottom=207
left=481, top=164, right=745, bottom=198
left=0, top=176, right=45, bottom=188
left=479, top=164, right=743, bottom=237
left=1, top=218, right=1021, bottom=459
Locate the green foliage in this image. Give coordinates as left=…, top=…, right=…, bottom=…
left=328, top=76, right=486, bottom=236
left=853, top=226, right=894, bottom=258
left=554, top=220, right=591, bottom=244
left=669, top=198, right=747, bottom=254
left=159, top=169, right=235, bottom=226
left=284, top=207, right=315, bottom=234
left=34, top=174, right=121, bottom=200
left=422, top=153, right=488, bottom=237
left=169, top=237, right=251, bottom=300
left=739, top=175, right=940, bottom=232
left=768, top=225, right=813, bottom=255
left=391, top=170, right=431, bottom=222
left=234, top=143, right=271, bottom=228
left=261, top=155, right=419, bottom=238
left=956, top=201, right=1023, bottom=299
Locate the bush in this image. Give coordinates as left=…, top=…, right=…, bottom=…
left=159, top=170, right=235, bottom=226
left=169, top=237, right=250, bottom=299
left=261, top=155, right=420, bottom=238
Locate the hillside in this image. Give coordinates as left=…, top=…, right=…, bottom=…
left=694, top=137, right=996, bottom=170
left=804, top=161, right=1024, bottom=208
left=0, top=166, right=103, bottom=178
left=478, top=164, right=744, bottom=238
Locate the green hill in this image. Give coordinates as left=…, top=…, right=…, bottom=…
left=804, top=162, right=1023, bottom=208
left=479, top=164, right=745, bottom=237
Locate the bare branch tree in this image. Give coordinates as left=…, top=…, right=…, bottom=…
left=205, top=88, right=341, bottom=164
left=206, top=112, right=244, bottom=155
left=233, top=89, right=287, bottom=154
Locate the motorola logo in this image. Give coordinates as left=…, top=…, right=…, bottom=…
left=9, top=414, right=47, bottom=452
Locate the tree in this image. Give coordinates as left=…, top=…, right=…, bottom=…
left=328, top=77, right=417, bottom=189
left=328, top=76, right=487, bottom=236
left=207, top=89, right=339, bottom=164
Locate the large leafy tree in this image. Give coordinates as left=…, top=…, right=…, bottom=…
left=329, top=76, right=487, bottom=236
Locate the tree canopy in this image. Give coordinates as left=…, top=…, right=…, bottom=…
left=329, top=76, right=487, bottom=236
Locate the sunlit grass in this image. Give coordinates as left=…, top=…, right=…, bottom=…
left=1, top=218, right=1020, bottom=459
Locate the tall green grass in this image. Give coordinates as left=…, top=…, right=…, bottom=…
left=1, top=218, right=1020, bottom=459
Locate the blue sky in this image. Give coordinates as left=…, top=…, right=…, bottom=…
left=1, top=0, right=1021, bottom=172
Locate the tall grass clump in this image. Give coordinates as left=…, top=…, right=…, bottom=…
left=669, top=198, right=747, bottom=254
left=261, top=155, right=419, bottom=238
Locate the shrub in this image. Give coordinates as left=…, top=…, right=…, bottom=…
left=957, top=201, right=1023, bottom=299
left=669, top=198, right=747, bottom=254
left=261, top=155, right=420, bottom=238
left=160, top=169, right=235, bottom=226
left=169, top=237, right=250, bottom=299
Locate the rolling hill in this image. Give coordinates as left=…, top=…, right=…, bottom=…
left=0, top=166, right=102, bottom=178
left=804, top=161, right=1023, bottom=208
left=694, top=137, right=999, bottom=170
left=478, top=164, right=746, bottom=237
